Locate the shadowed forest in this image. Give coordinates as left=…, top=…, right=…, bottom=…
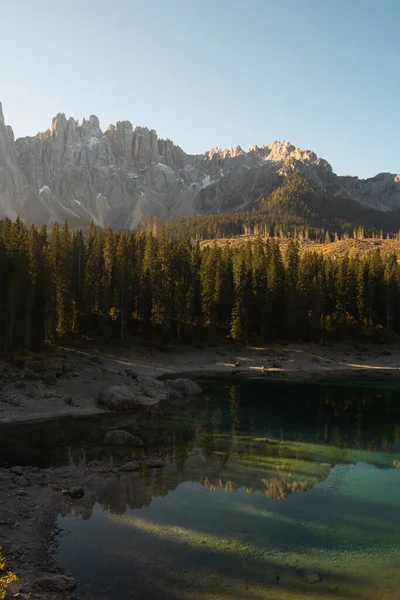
left=1, top=214, right=400, bottom=351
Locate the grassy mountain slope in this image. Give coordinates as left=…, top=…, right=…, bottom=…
left=164, top=174, right=400, bottom=241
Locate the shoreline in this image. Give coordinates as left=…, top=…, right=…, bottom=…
left=1, top=366, right=399, bottom=431
left=1, top=342, right=400, bottom=426
left=163, top=366, right=400, bottom=383
left=1, top=342, right=400, bottom=599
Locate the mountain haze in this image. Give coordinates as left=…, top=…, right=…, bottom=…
left=0, top=103, right=399, bottom=228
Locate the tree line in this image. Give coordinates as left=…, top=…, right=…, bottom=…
left=0, top=216, right=400, bottom=350
left=162, top=175, right=400, bottom=242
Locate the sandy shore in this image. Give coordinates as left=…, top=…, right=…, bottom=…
left=0, top=341, right=400, bottom=425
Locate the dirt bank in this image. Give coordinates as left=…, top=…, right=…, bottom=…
left=1, top=342, right=400, bottom=425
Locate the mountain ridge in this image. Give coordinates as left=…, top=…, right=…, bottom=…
left=1, top=102, right=399, bottom=228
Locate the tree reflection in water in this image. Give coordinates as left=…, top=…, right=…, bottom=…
left=49, top=380, right=400, bottom=599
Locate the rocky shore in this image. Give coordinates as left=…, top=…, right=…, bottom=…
left=1, top=342, right=400, bottom=426
left=1, top=341, right=400, bottom=598
left=0, top=454, right=174, bottom=599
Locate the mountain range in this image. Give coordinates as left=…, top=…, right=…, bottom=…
left=1, top=102, right=399, bottom=228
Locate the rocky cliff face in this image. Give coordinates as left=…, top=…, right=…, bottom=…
left=0, top=103, right=399, bottom=228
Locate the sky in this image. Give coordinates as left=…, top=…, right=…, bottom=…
left=0, top=0, right=398, bottom=178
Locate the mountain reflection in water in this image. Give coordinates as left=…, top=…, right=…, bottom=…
left=2, top=379, right=400, bottom=598
left=46, top=379, right=400, bottom=600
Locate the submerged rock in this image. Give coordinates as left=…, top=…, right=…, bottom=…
left=33, top=574, right=77, bottom=592
left=298, top=569, right=322, bottom=584
left=69, top=486, right=84, bottom=499
left=168, top=378, right=202, bottom=396
left=87, top=460, right=103, bottom=468
left=140, top=379, right=182, bottom=401
left=103, top=430, right=143, bottom=446
left=119, top=460, right=141, bottom=472
left=143, top=458, right=165, bottom=468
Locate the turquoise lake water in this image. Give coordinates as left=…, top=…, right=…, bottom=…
left=6, top=378, right=400, bottom=599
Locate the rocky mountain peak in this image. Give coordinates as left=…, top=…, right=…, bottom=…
left=265, top=140, right=296, bottom=158
left=0, top=102, right=399, bottom=227
left=51, top=112, right=68, bottom=136
left=82, top=115, right=101, bottom=139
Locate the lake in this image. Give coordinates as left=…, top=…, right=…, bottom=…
left=4, top=378, right=400, bottom=599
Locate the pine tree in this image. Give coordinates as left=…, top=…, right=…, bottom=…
left=6, top=218, right=30, bottom=348
left=114, top=230, right=132, bottom=340
left=200, top=242, right=220, bottom=327
left=265, top=240, right=285, bottom=338
left=230, top=251, right=248, bottom=342
left=283, top=239, right=300, bottom=338
left=47, top=221, right=73, bottom=338
left=84, top=222, right=103, bottom=332
left=71, top=229, right=85, bottom=332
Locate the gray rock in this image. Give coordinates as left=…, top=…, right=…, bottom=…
left=168, top=378, right=202, bottom=396
left=139, top=379, right=182, bottom=401
left=61, top=361, right=73, bottom=373
left=42, top=371, right=57, bottom=385
left=143, top=458, right=165, bottom=468
left=50, top=483, right=63, bottom=491
left=89, top=355, right=103, bottom=364
left=97, top=385, right=156, bottom=411
left=119, top=460, right=141, bottom=472
left=22, top=368, right=41, bottom=381
left=103, top=430, right=143, bottom=446
left=0, top=394, right=20, bottom=407
left=298, top=570, right=322, bottom=584
left=125, top=369, right=138, bottom=378
left=33, top=574, right=77, bottom=592
left=10, top=466, right=24, bottom=476
left=17, top=477, right=30, bottom=487
left=87, top=460, right=102, bottom=468
left=68, top=486, right=84, bottom=499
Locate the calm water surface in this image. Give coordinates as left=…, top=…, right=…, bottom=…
left=4, top=378, right=400, bottom=599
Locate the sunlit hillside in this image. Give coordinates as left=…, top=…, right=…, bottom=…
left=200, top=235, right=400, bottom=259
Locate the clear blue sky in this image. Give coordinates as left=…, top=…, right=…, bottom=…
left=1, top=0, right=398, bottom=178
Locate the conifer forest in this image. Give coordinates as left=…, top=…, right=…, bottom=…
left=1, top=215, right=400, bottom=351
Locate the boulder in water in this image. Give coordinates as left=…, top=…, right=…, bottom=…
left=140, top=379, right=182, bottom=401
left=103, top=430, right=143, bottom=446
left=97, top=378, right=189, bottom=411
left=119, top=460, right=141, bottom=472
left=298, top=570, right=322, bottom=584
left=33, top=574, right=77, bottom=592
left=97, top=385, right=155, bottom=411
left=168, top=378, right=202, bottom=396
left=143, top=458, right=165, bottom=468
left=69, top=486, right=85, bottom=499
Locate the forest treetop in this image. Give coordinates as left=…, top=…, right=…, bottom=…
left=1, top=214, right=399, bottom=351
